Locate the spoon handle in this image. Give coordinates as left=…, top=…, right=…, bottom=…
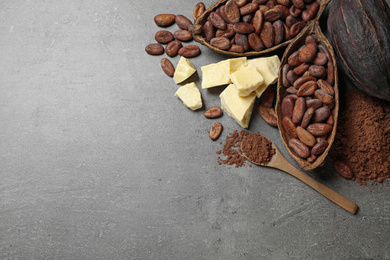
left=278, top=159, right=359, bottom=214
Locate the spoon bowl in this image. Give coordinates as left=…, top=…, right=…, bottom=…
left=241, top=133, right=358, bottom=214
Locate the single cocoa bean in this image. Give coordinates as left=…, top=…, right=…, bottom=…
left=242, top=13, right=254, bottom=23
left=307, top=123, right=333, bottom=136
left=248, top=33, right=265, bottom=51
left=289, top=5, right=302, bottom=17
left=286, top=15, right=301, bottom=27
left=326, top=114, right=334, bottom=126
left=300, top=107, right=314, bottom=128
left=145, top=43, right=164, bottom=55
left=334, top=161, right=354, bottom=179
left=165, top=40, right=182, bottom=57
left=292, top=97, right=306, bottom=124
left=257, top=104, right=278, bottom=127
left=235, top=33, right=250, bottom=51
left=204, top=106, right=223, bottom=118
left=175, top=15, right=193, bottom=30
left=317, top=79, right=335, bottom=96
left=283, top=22, right=291, bottom=40
left=229, top=44, right=244, bottom=52
left=297, top=81, right=317, bottom=96
left=314, top=89, right=334, bottom=105
left=306, top=98, right=322, bottom=110
left=286, top=86, right=298, bottom=94
left=288, top=138, right=310, bottom=158
left=282, top=64, right=291, bottom=87
left=216, top=24, right=236, bottom=38
left=264, top=7, right=284, bottom=22
left=155, top=30, right=174, bottom=44
left=326, top=61, right=335, bottom=85
left=240, top=3, right=259, bottom=15
left=210, top=122, right=223, bottom=140
left=296, top=126, right=316, bottom=147
left=252, top=10, right=264, bottom=34
left=178, top=45, right=201, bottom=57
left=203, top=21, right=215, bottom=42
left=259, top=5, right=270, bottom=13
left=292, top=0, right=305, bottom=9
left=281, top=96, right=295, bottom=118
left=311, top=140, right=328, bottom=156
left=260, top=21, right=274, bottom=48
left=276, top=0, right=291, bottom=6
left=293, top=75, right=316, bottom=89
left=290, top=21, right=306, bottom=37
left=299, top=42, right=317, bottom=63
left=312, top=106, right=331, bottom=123
left=273, top=20, right=284, bottom=45
left=283, top=116, right=298, bottom=138
left=288, top=50, right=304, bottom=66
left=307, top=154, right=317, bottom=163
left=312, top=52, right=328, bottom=66
left=276, top=5, right=290, bottom=19
left=225, top=0, right=241, bottom=23
left=233, top=22, right=255, bottom=34
left=161, top=58, right=175, bottom=77
left=293, top=63, right=310, bottom=75
left=261, top=86, right=275, bottom=108
left=209, top=12, right=227, bottom=30
left=154, top=14, right=176, bottom=27
left=193, top=2, right=206, bottom=21
left=287, top=70, right=299, bottom=85
left=235, top=0, right=249, bottom=7
left=301, top=2, right=319, bottom=21
left=210, top=37, right=231, bottom=50
left=174, top=30, right=193, bottom=42
left=309, top=65, right=326, bottom=78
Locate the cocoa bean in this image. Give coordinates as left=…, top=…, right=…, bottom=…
left=276, top=0, right=291, bottom=6
left=261, top=86, right=275, bottom=108
left=292, top=97, right=306, bottom=124
left=288, top=50, right=303, bottom=66
left=210, top=37, right=231, bottom=50
left=266, top=0, right=277, bottom=9
left=316, top=135, right=327, bottom=143
left=293, top=75, right=316, bottom=89
left=307, top=154, right=317, bottom=163
left=289, top=5, right=302, bottom=17
left=216, top=24, right=236, bottom=38
left=293, top=63, right=310, bottom=75
left=297, top=81, right=317, bottom=96
left=286, top=86, right=298, bottom=94
left=292, top=0, right=305, bottom=9
left=155, top=30, right=174, bottom=44
left=161, top=58, right=175, bottom=77
left=229, top=44, right=245, bottom=52
left=175, top=15, right=193, bottom=30
left=248, top=33, right=265, bottom=51
left=301, top=2, right=319, bottom=21
left=154, top=14, right=176, bottom=27
left=264, top=7, right=284, bottom=22
left=299, top=42, right=317, bottom=63
left=296, top=126, right=316, bottom=147
left=290, top=21, right=306, bottom=37
left=300, top=107, right=314, bottom=128
left=233, top=22, right=255, bottom=34
left=281, top=96, right=295, bottom=118
left=317, top=79, right=335, bottom=96
left=240, top=3, right=259, bottom=15
left=276, top=5, right=290, bottom=19
left=257, top=105, right=278, bottom=127
left=311, top=140, right=328, bottom=156
left=174, top=30, right=193, bottom=42
left=326, top=114, right=334, bottom=126
left=210, top=122, right=223, bottom=140
left=312, top=52, right=328, bottom=66
left=273, top=20, right=284, bottom=45
left=286, top=15, right=300, bottom=28
left=283, top=22, right=291, bottom=40
left=259, top=5, right=269, bottom=13
left=282, top=116, right=298, bottom=138
left=225, top=0, right=241, bottom=23
left=282, top=64, right=291, bottom=87
left=193, top=2, right=206, bottom=21
left=318, top=44, right=332, bottom=64
left=178, top=45, right=201, bottom=57
left=252, top=10, right=264, bottom=34
left=235, top=33, right=250, bottom=51
left=204, top=106, right=223, bottom=118
left=235, top=0, right=249, bottom=7
left=242, top=13, right=254, bottom=23
left=209, top=12, right=227, bottom=30
left=287, top=70, right=299, bottom=85
left=145, top=43, right=164, bottom=55
left=314, top=89, right=334, bottom=105
left=307, top=123, right=333, bottom=136
left=309, top=65, right=326, bottom=78
left=312, top=106, right=331, bottom=123
left=288, top=138, right=310, bottom=158
left=203, top=21, right=216, bottom=42
left=334, top=161, right=354, bottom=179
left=306, top=98, right=322, bottom=110
left=326, top=61, right=335, bottom=85
left=165, top=40, right=182, bottom=57
left=260, top=21, right=275, bottom=48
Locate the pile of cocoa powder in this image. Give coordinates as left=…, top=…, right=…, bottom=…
left=217, top=130, right=249, bottom=167
left=332, top=89, right=390, bottom=185
left=240, top=133, right=275, bottom=165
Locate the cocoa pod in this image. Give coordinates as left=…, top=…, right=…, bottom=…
left=248, top=33, right=265, bottom=51
left=178, top=45, right=201, bottom=57
left=174, top=30, right=193, bottom=42
left=311, top=140, right=328, bottom=156
left=225, top=0, right=241, bottom=23
left=288, top=138, right=310, bottom=158
left=281, top=96, right=295, bottom=118
left=309, top=65, right=326, bottom=78
left=257, top=105, right=278, bottom=127
left=210, top=37, right=231, bottom=50
left=312, top=106, right=331, bottom=123
left=292, top=97, right=306, bottom=124
left=161, top=58, right=175, bottom=77
left=300, top=107, right=314, bottom=128
left=317, top=79, right=335, bottom=96
left=282, top=116, right=298, bottom=138
left=145, top=43, right=164, bottom=55
left=175, top=15, right=193, bottom=30
left=296, top=126, right=316, bottom=147
left=154, top=14, right=176, bottom=27
left=334, top=161, right=354, bottom=179
left=233, top=22, right=255, bottom=34
left=314, top=89, right=334, bottom=105
left=302, top=2, right=319, bottom=21
left=209, top=12, right=227, bottom=30
left=307, top=123, right=333, bottom=136
left=193, top=2, right=206, bottom=21
left=210, top=122, right=223, bottom=140
left=203, top=21, right=216, bottom=42
left=165, top=40, right=182, bottom=57
left=235, top=33, right=250, bottom=51
left=297, top=81, right=317, bottom=96
left=240, top=3, right=259, bottom=15
left=252, top=10, right=264, bottom=34
left=260, top=21, right=275, bottom=48
left=155, top=30, right=174, bottom=44
left=204, top=106, right=223, bottom=118
left=273, top=20, right=284, bottom=45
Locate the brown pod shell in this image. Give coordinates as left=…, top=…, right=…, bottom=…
left=276, top=20, right=338, bottom=170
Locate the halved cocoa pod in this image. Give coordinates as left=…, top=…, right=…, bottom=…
left=276, top=20, right=338, bottom=170
left=190, top=0, right=330, bottom=57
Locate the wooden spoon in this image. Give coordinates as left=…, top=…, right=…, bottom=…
left=240, top=133, right=358, bottom=215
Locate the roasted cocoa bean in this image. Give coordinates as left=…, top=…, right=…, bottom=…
left=203, top=21, right=215, bottom=41
left=210, top=37, right=231, bottom=50
left=293, top=75, right=316, bottom=89
left=216, top=24, right=236, bottom=38
left=296, top=126, right=316, bottom=147
left=161, top=58, right=175, bottom=77
left=281, top=96, right=295, bottom=118
left=154, top=14, right=176, bottom=27
left=233, top=22, right=255, bottom=34
left=283, top=116, right=298, bottom=138
left=314, top=89, right=334, bottom=105
left=252, top=10, right=264, bottom=34
left=273, top=20, right=284, bottom=45
left=297, top=81, right=317, bottom=96
left=300, top=107, right=314, bottom=128
left=299, top=42, right=317, bottom=62
left=292, top=0, right=305, bottom=9
left=260, top=21, right=275, bottom=48
left=289, top=138, right=310, bottom=158
left=178, top=45, right=201, bottom=57
left=282, top=64, right=291, bottom=87
left=292, top=97, right=306, bottom=124
left=257, top=105, right=278, bottom=127
left=259, top=5, right=270, bottom=13
left=293, top=63, right=310, bottom=75
left=240, top=3, right=259, bottom=15
left=312, top=106, right=331, bottom=123
left=155, top=30, right=174, bottom=44
left=334, top=161, right=354, bottom=179
left=175, top=15, right=193, bottom=30
left=224, top=0, right=241, bottom=23
left=235, top=0, right=249, bottom=7
left=209, top=12, right=227, bottom=30
left=242, top=13, right=254, bottom=23
left=309, top=65, right=326, bottom=78
left=286, top=15, right=301, bottom=27
left=286, top=86, right=298, bottom=94
left=204, top=106, right=223, bottom=118
left=210, top=122, right=223, bottom=140
left=307, top=123, right=333, bottom=136
left=289, top=5, right=302, bottom=17
left=264, top=7, right=284, bottom=22
left=287, top=70, right=299, bottom=85
left=306, top=98, right=322, bottom=110
left=276, top=0, right=292, bottom=6
left=326, top=114, right=334, bottom=126
left=174, top=30, right=193, bottom=42
left=145, top=43, right=164, bottom=55
left=193, top=2, right=206, bottom=21
left=229, top=44, right=245, bottom=52
left=316, top=135, right=327, bottom=143
left=283, top=22, right=291, bottom=40
left=276, top=5, right=290, bottom=19
left=288, top=50, right=304, bottom=66
left=312, top=52, right=328, bottom=66
left=326, top=61, right=335, bottom=85
left=311, top=140, right=328, bottom=156
left=317, top=79, right=335, bottom=96
left=165, top=40, right=182, bottom=57
left=290, top=21, right=306, bottom=37
left=301, top=2, right=319, bottom=21
left=235, top=33, right=250, bottom=51
left=307, top=154, right=317, bottom=163
left=248, top=33, right=265, bottom=51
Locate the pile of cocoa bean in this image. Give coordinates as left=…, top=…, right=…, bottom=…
left=281, top=35, right=335, bottom=162
left=200, top=0, right=319, bottom=53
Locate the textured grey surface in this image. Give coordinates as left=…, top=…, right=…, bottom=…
left=1, top=0, right=390, bottom=259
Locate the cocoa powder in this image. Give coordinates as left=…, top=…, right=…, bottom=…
left=240, top=133, right=275, bottom=165
left=217, top=130, right=249, bottom=167
left=332, top=89, right=390, bottom=185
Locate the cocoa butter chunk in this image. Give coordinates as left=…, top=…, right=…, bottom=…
left=174, top=82, right=203, bottom=110
left=173, top=56, right=197, bottom=84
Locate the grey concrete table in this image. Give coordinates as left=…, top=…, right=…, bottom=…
left=1, top=0, right=389, bottom=259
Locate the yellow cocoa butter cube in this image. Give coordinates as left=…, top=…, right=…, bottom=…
left=201, top=57, right=248, bottom=89
left=219, top=84, right=256, bottom=128
left=248, top=55, right=280, bottom=97
left=175, top=82, right=203, bottom=110
left=230, top=64, right=264, bottom=97
left=173, top=57, right=197, bottom=84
